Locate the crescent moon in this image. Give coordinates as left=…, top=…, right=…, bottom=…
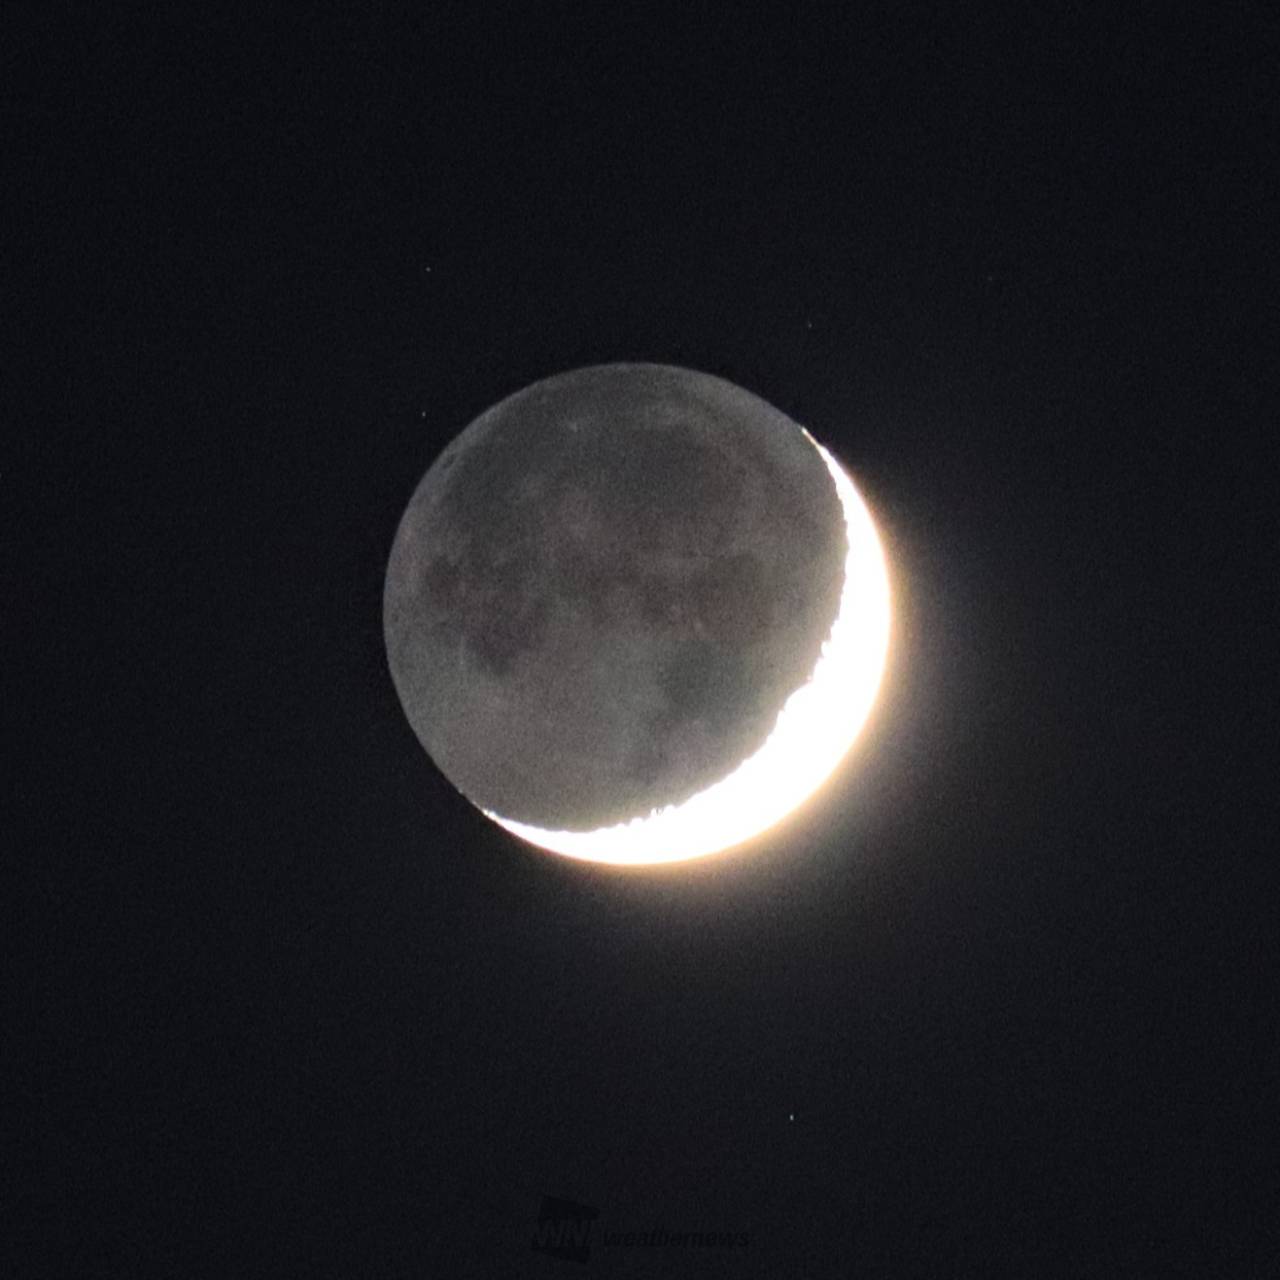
left=484, top=433, right=891, bottom=865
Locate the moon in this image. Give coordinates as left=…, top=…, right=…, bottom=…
left=383, top=364, right=890, bottom=865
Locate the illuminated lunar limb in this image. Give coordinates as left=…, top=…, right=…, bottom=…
left=486, top=437, right=891, bottom=865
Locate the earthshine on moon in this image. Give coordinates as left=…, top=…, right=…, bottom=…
left=384, top=364, right=890, bottom=865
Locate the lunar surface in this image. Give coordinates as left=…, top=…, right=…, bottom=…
left=383, top=363, right=890, bottom=863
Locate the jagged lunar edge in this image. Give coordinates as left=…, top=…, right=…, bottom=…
left=484, top=433, right=892, bottom=865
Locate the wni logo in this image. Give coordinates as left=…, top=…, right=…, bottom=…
left=531, top=1195, right=600, bottom=1264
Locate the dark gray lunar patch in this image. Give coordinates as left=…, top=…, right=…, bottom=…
left=384, top=363, right=846, bottom=831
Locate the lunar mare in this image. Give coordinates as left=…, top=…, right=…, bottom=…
left=384, top=363, right=890, bottom=863
left=485, top=438, right=890, bottom=864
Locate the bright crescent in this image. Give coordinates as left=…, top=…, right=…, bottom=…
left=485, top=433, right=891, bottom=865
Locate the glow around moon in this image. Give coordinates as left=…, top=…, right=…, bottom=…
left=485, top=433, right=891, bottom=865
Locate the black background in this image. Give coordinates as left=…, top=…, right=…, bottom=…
left=8, top=6, right=1276, bottom=1276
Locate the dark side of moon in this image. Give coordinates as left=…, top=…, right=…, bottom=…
left=384, top=364, right=846, bottom=834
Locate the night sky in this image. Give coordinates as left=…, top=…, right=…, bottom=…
left=9, top=7, right=1275, bottom=1276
